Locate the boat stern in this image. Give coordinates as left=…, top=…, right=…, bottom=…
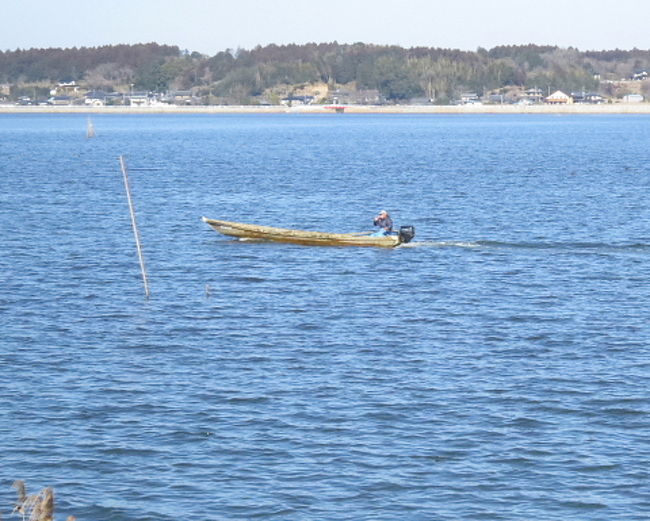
left=398, top=225, right=415, bottom=244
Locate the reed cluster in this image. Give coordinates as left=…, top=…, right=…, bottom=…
left=10, top=481, right=74, bottom=521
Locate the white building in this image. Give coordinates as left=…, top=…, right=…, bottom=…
left=545, top=90, right=572, bottom=104
left=623, top=94, right=644, bottom=103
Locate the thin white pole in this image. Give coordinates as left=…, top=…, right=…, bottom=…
left=119, top=155, right=150, bottom=298
left=86, top=117, right=95, bottom=138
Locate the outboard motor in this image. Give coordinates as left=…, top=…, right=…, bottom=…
left=398, top=225, right=415, bottom=243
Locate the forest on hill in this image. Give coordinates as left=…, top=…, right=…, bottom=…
left=1, top=42, right=649, bottom=104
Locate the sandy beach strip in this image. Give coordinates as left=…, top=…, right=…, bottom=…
left=2, top=103, right=650, bottom=114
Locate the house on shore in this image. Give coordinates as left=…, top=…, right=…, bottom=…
left=163, top=90, right=195, bottom=105
left=50, top=81, right=80, bottom=96
left=587, top=93, right=605, bottom=104
left=545, top=90, right=572, bottom=104
left=571, top=92, right=606, bottom=104
left=458, top=92, right=481, bottom=105
left=623, top=94, right=644, bottom=103
left=128, top=92, right=155, bottom=106
left=524, top=88, right=544, bottom=103
left=280, top=95, right=314, bottom=106
left=85, top=91, right=125, bottom=106
left=48, top=95, right=73, bottom=106
left=85, top=91, right=110, bottom=106
left=329, top=89, right=383, bottom=105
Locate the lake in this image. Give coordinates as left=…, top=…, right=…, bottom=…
left=1, top=113, right=649, bottom=520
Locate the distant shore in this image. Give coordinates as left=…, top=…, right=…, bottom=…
left=2, top=103, right=650, bottom=114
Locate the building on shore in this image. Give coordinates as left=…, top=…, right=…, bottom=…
left=524, top=88, right=544, bottom=103
left=623, top=94, right=644, bottom=103
left=545, top=90, right=572, bottom=104
left=162, top=90, right=196, bottom=105
left=328, top=89, right=384, bottom=105
left=128, top=92, right=156, bottom=107
left=85, top=91, right=111, bottom=106
left=47, top=95, right=73, bottom=106
left=280, top=95, right=314, bottom=106
left=458, top=92, right=481, bottom=105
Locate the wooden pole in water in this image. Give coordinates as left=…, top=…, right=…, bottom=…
left=119, top=155, right=150, bottom=298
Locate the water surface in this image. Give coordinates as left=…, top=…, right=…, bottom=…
left=1, top=113, right=649, bottom=520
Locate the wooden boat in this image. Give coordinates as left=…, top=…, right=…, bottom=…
left=202, top=217, right=415, bottom=248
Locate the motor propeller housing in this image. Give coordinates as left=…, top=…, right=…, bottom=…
left=398, top=225, right=415, bottom=243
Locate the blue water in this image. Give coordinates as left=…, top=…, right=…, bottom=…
left=1, top=113, right=650, bottom=521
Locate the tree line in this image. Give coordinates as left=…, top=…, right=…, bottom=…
left=1, top=42, right=649, bottom=104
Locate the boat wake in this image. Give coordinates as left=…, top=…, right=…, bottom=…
left=401, top=240, right=650, bottom=252
left=401, top=240, right=482, bottom=249
left=478, top=240, right=650, bottom=252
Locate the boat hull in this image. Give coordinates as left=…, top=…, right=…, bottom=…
left=202, top=218, right=402, bottom=247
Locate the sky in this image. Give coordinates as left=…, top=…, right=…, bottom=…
left=2, top=0, right=649, bottom=55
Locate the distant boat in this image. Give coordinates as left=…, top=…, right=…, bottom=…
left=202, top=217, right=415, bottom=248
left=325, top=105, right=347, bottom=113
left=86, top=117, right=95, bottom=138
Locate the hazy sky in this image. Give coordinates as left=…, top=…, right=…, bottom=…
left=2, top=0, right=648, bottom=54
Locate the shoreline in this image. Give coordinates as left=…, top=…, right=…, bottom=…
left=2, top=103, right=650, bottom=114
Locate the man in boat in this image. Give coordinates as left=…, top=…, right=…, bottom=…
left=372, top=210, right=393, bottom=236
